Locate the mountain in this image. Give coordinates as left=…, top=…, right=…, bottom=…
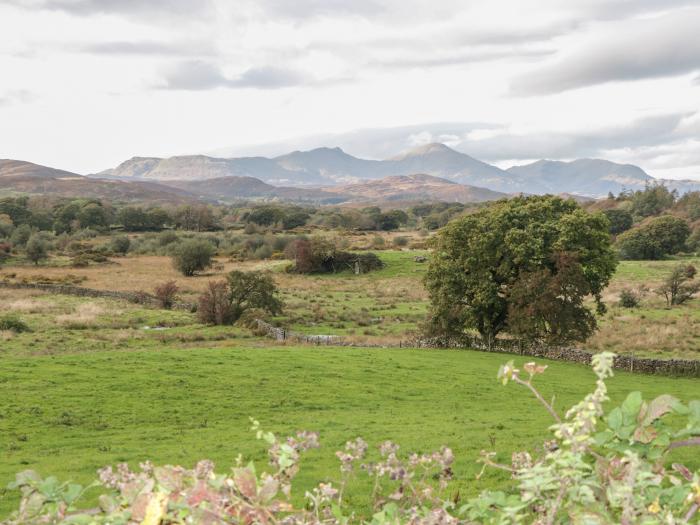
left=0, top=159, right=197, bottom=203
left=322, top=174, right=507, bottom=203
left=507, top=159, right=700, bottom=197
left=96, top=144, right=524, bottom=190
left=161, top=176, right=346, bottom=203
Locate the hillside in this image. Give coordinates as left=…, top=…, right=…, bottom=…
left=95, top=144, right=523, bottom=190
left=322, top=173, right=507, bottom=203
left=162, top=176, right=346, bottom=203
left=0, top=159, right=197, bottom=203
left=98, top=144, right=700, bottom=197
left=508, top=159, right=700, bottom=197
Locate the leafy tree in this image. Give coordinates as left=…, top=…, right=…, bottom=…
left=0, top=197, right=31, bottom=226
left=171, top=239, right=215, bottom=276
left=506, top=252, right=598, bottom=344
left=117, top=207, right=150, bottom=231
left=656, top=264, right=700, bottom=306
left=226, top=270, right=283, bottom=322
left=617, top=215, right=690, bottom=260
left=77, top=202, right=109, bottom=230
left=246, top=206, right=285, bottom=227
left=630, top=184, right=675, bottom=218
left=281, top=211, right=310, bottom=229
left=10, top=224, right=33, bottom=247
left=197, top=271, right=283, bottom=325
left=602, top=208, right=633, bottom=235
left=25, top=234, right=48, bottom=265
left=425, top=196, right=617, bottom=346
left=52, top=201, right=82, bottom=233
left=146, top=207, right=172, bottom=230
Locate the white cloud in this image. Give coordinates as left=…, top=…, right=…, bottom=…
left=0, top=0, right=699, bottom=177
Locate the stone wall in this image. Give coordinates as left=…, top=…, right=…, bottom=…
left=3, top=280, right=699, bottom=377
left=0, top=281, right=195, bottom=311
left=254, top=319, right=343, bottom=345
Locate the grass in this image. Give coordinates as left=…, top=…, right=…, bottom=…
left=2, top=344, right=700, bottom=518
left=6, top=249, right=700, bottom=355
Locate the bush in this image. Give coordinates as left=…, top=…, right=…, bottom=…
left=197, top=280, right=233, bottom=324
left=656, top=264, right=700, bottom=306
left=172, top=239, right=215, bottom=276
left=0, top=314, right=30, bottom=333
left=153, top=280, right=179, bottom=309
left=110, top=235, right=131, bottom=255
left=158, top=231, right=179, bottom=246
left=392, top=236, right=409, bottom=247
left=197, top=271, right=283, bottom=325
left=618, top=288, right=640, bottom=308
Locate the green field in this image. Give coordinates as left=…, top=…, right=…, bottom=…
left=2, top=343, right=700, bottom=516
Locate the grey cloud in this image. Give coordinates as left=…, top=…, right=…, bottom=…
left=213, top=112, right=698, bottom=166
left=380, top=48, right=554, bottom=69
left=512, top=8, right=700, bottom=95
left=161, top=61, right=305, bottom=90
left=76, top=40, right=214, bottom=57
left=7, top=0, right=212, bottom=18
left=255, top=0, right=384, bottom=19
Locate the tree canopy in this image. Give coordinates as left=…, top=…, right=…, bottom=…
left=425, top=196, right=617, bottom=346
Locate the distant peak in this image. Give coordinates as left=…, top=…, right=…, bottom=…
left=391, top=142, right=460, bottom=160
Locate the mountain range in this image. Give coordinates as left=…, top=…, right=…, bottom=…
left=97, top=143, right=700, bottom=197
left=4, top=143, right=700, bottom=205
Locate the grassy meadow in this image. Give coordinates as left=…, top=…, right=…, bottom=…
left=4, top=246, right=700, bottom=355
left=2, top=342, right=700, bottom=517
left=3, top=237, right=700, bottom=517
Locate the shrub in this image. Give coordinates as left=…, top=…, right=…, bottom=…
left=392, top=236, right=409, bottom=247
left=154, top=280, right=179, bottom=309
left=0, top=314, right=30, bottom=333
left=172, top=239, right=215, bottom=276
left=618, top=288, right=640, bottom=308
left=656, top=264, right=700, bottom=306
left=110, top=235, right=131, bottom=255
left=197, top=280, right=233, bottom=325
left=197, top=271, right=283, bottom=325
left=158, top=230, right=179, bottom=246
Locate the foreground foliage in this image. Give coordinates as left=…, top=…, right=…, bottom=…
left=6, top=353, right=700, bottom=524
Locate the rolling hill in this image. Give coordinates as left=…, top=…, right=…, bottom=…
left=0, top=160, right=197, bottom=203
left=322, top=174, right=508, bottom=203
left=507, top=159, right=700, bottom=197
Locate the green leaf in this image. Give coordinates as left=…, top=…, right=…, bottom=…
left=621, top=392, right=643, bottom=422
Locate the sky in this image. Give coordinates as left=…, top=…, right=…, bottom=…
left=1, top=0, right=699, bottom=179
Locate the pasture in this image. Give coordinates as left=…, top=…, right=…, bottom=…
left=4, top=248, right=700, bottom=355
left=2, top=336, right=700, bottom=517
left=4, top=244, right=700, bottom=517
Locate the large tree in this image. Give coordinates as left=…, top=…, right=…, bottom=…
left=425, top=196, right=617, bottom=346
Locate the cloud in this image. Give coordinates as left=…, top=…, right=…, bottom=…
left=211, top=112, right=698, bottom=167
left=75, top=40, right=214, bottom=56
left=512, top=8, right=700, bottom=94
left=0, top=90, right=36, bottom=107
left=254, top=0, right=384, bottom=19
left=6, top=0, right=213, bottom=18
left=160, top=61, right=306, bottom=90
